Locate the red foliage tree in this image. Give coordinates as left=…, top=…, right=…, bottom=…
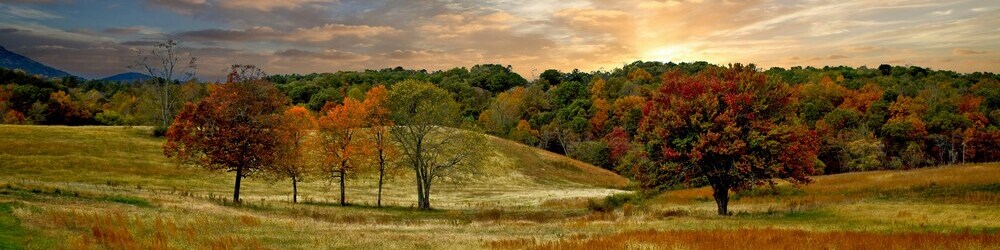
left=603, top=126, right=630, bottom=165
left=164, top=65, right=288, bottom=205
left=637, top=65, right=820, bottom=215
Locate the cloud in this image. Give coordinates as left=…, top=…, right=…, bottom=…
left=952, top=48, right=987, bottom=55
left=2, top=4, right=61, bottom=19
left=217, top=0, right=336, bottom=11
left=145, top=0, right=207, bottom=15
left=103, top=26, right=162, bottom=36
left=176, top=26, right=279, bottom=42
left=844, top=45, right=885, bottom=53
left=932, top=9, right=953, bottom=16
left=3, top=0, right=999, bottom=79
left=274, top=48, right=368, bottom=61
left=176, top=23, right=396, bottom=43
left=288, top=24, right=399, bottom=42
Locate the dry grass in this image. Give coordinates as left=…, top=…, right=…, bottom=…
left=491, top=229, right=1000, bottom=250
left=3, top=125, right=1000, bottom=249
left=658, top=163, right=1000, bottom=205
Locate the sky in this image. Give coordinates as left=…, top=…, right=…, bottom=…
left=0, top=0, right=998, bottom=80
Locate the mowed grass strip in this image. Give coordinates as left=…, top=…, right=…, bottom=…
left=490, top=228, right=1000, bottom=250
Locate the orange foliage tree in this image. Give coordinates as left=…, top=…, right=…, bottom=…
left=318, top=97, right=372, bottom=206
left=164, top=65, right=288, bottom=204
left=274, top=106, right=317, bottom=203
left=362, top=85, right=397, bottom=207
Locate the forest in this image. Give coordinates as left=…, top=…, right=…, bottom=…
left=3, top=60, right=998, bottom=179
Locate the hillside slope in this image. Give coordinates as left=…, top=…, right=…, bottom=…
left=0, top=125, right=626, bottom=208
left=0, top=46, right=72, bottom=78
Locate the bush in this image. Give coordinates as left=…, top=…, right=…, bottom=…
left=569, top=140, right=611, bottom=169
left=152, top=126, right=168, bottom=137
left=588, top=192, right=643, bottom=212
left=95, top=110, right=126, bottom=125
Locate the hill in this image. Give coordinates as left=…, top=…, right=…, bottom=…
left=100, top=72, right=153, bottom=82
left=0, top=125, right=626, bottom=208
left=0, top=46, right=73, bottom=78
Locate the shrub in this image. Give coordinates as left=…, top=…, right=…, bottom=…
left=569, top=140, right=611, bottom=169
left=588, top=193, right=643, bottom=212
left=95, top=110, right=126, bottom=125
left=152, top=126, right=168, bottom=137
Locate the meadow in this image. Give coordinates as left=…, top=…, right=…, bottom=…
left=1, top=125, right=999, bottom=249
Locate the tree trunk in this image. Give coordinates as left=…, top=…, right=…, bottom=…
left=414, top=165, right=425, bottom=209
left=709, top=178, right=730, bottom=216
left=291, top=175, right=298, bottom=204
left=377, top=151, right=385, bottom=207
left=233, top=166, right=243, bottom=205
left=421, top=178, right=432, bottom=210
left=339, top=168, right=346, bottom=206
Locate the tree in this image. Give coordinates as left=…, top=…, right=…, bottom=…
left=468, top=64, right=528, bottom=93
left=164, top=65, right=287, bottom=205
left=318, top=97, right=371, bottom=206
left=479, top=87, right=525, bottom=135
left=275, top=106, right=317, bottom=203
left=509, top=119, right=540, bottom=146
left=604, top=126, right=630, bottom=166
left=540, top=69, right=562, bottom=86
left=388, top=80, right=485, bottom=210
left=636, top=66, right=820, bottom=215
left=362, top=85, right=396, bottom=207
left=130, top=40, right=197, bottom=130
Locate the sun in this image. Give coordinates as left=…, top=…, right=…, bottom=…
left=643, top=45, right=691, bottom=62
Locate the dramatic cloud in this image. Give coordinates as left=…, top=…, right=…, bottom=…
left=0, top=0, right=997, bottom=80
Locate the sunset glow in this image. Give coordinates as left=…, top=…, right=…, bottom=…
left=0, top=0, right=997, bottom=79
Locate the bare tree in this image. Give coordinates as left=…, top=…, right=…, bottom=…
left=129, top=40, right=196, bottom=129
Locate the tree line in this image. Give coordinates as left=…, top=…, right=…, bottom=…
left=163, top=65, right=484, bottom=209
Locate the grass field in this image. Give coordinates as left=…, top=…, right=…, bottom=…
left=1, top=125, right=999, bottom=249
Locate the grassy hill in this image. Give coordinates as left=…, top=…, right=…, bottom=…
left=0, top=125, right=626, bottom=208
left=1, top=125, right=998, bottom=249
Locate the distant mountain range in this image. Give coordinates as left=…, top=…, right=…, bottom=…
left=100, top=72, right=153, bottom=82
left=0, top=45, right=73, bottom=78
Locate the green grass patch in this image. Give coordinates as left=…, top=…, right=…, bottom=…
left=0, top=202, right=26, bottom=249
left=0, top=202, right=53, bottom=249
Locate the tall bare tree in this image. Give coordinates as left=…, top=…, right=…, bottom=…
left=129, top=40, right=196, bottom=129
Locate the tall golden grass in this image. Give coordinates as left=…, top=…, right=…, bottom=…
left=491, top=228, right=1000, bottom=250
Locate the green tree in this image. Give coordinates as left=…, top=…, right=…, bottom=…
left=388, top=80, right=486, bottom=210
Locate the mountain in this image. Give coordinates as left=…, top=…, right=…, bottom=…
left=0, top=45, right=73, bottom=78
left=101, top=72, right=153, bottom=82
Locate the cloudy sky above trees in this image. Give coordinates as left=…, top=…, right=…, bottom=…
left=0, top=0, right=997, bottom=80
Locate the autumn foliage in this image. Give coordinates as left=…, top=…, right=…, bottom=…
left=274, top=106, right=317, bottom=203
left=164, top=65, right=289, bottom=204
left=318, top=97, right=372, bottom=206
left=636, top=65, right=820, bottom=215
